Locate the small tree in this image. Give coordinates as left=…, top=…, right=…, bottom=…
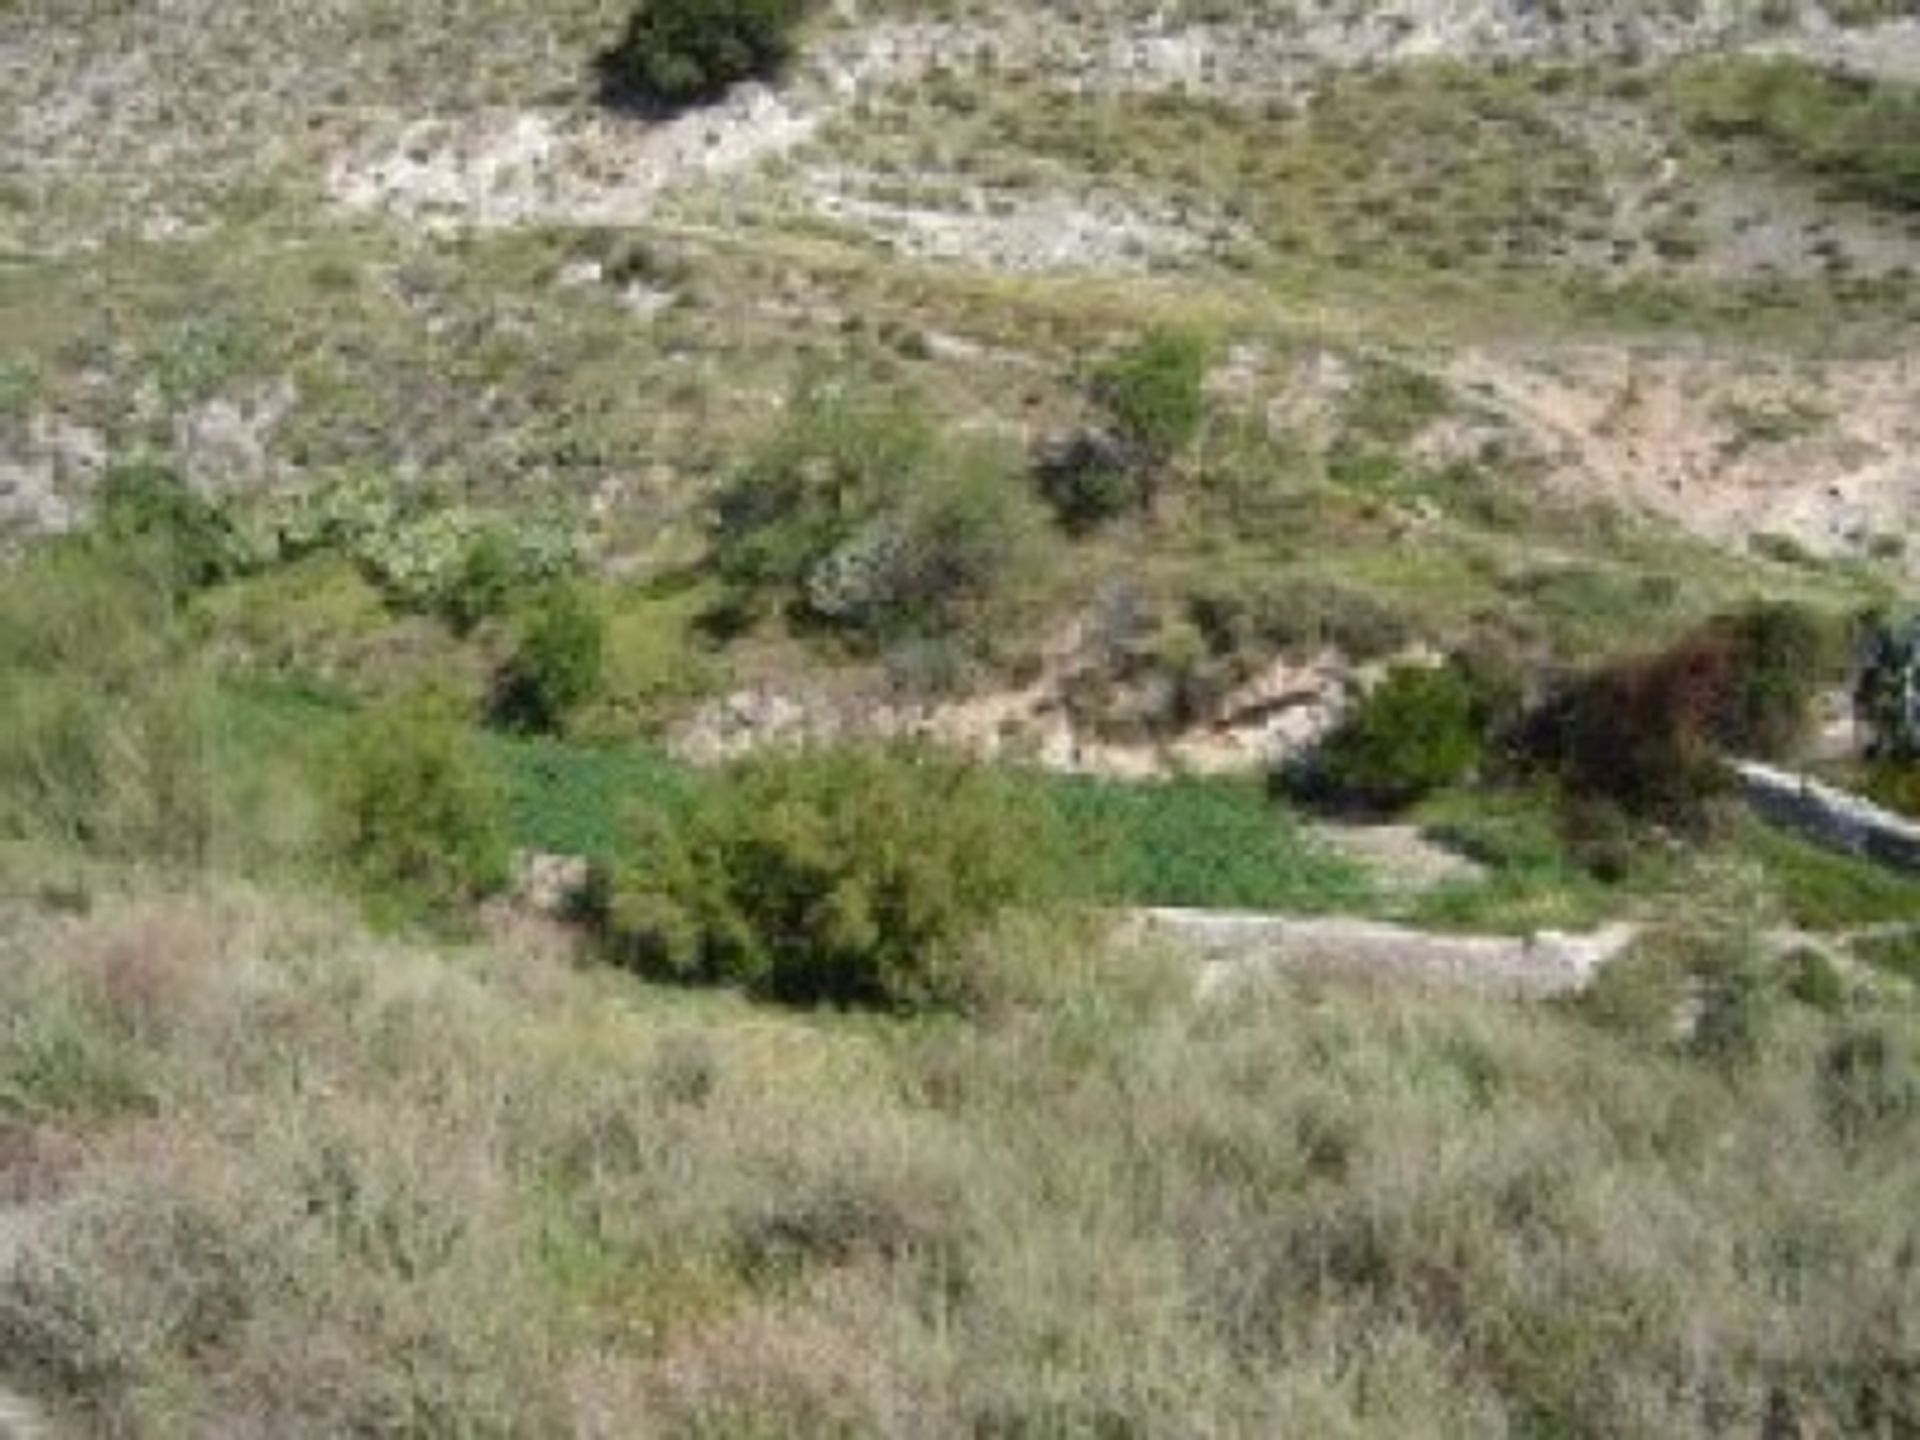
left=492, top=584, right=607, bottom=734
left=325, top=692, right=509, bottom=921
left=599, top=0, right=809, bottom=110
left=1304, top=663, right=1484, bottom=812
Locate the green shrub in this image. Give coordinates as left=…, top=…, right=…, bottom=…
left=711, top=376, right=1046, bottom=649
left=598, top=0, right=809, bottom=109
left=1091, top=328, right=1208, bottom=475
left=1718, top=601, right=1839, bottom=759
left=1300, top=663, right=1484, bottom=812
left=1033, top=431, right=1144, bottom=532
left=0, top=543, right=212, bottom=865
left=711, top=374, right=935, bottom=594
left=441, top=528, right=518, bottom=633
left=323, top=692, right=509, bottom=921
left=96, top=462, right=249, bottom=595
left=1786, top=947, right=1848, bottom=1014
left=1676, top=58, right=1920, bottom=213
left=492, top=584, right=606, bottom=734
left=1341, top=362, right=1449, bottom=444
left=604, top=744, right=1065, bottom=1010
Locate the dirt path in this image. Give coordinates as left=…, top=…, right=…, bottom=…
left=1135, top=908, right=1639, bottom=999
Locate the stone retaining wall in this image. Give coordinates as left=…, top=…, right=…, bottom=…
left=1732, top=760, right=1920, bottom=874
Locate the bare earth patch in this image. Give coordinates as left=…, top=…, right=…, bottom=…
left=1446, top=345, right=1920, bottom=566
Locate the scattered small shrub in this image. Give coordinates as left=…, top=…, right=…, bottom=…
left=1676, top=58, right=1920, bottom=214
left=1819, top=1026, right=1918, bottom=1146
left=323, top=691, right=509, bottom=921
left=1085, top=328, right=1209, bottom=512
left=0, top=543, right=212, bottom=865
left=604, top=744, right=1065, bottom=1010
left=96, top=462, right=249, bottom=595
left=1296, top=663, right=1484, bottom=812
left=598, top=0, right=809, bottom=110
left=1033, top=429, right=1144, bottom=532
left=492, top=584, right=606, bottom=734
left=710, top=375, right=1046, bottom=650
left=1341, top=362, right=1449, bottom=444
left=441, top=528, right=518, bottom=633
left=1786, top=947, right=1848, bottom=1014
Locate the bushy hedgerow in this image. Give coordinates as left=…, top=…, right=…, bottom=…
left=1293, top=662, right=1485, bottom=812
left=598, top=0, right=808, bottom=110
left=323, top=691, right=509, bottom=922
left=603, top=744, right=1065, bottom=1010
left=710, top=376, right=1048, bottom=651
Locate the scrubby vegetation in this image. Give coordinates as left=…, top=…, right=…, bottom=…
left=8, top=0, right=1920, bottom=1431
left=2, top=880, right=1919, bottom=1435
left=1524, top=603, right=1842, bottom=827
left=604, top=744, right=1066, bottom=1009
left=1677, top=57, right=1920, bottom=213
left=710, top=374, right=1048, bottom=662
left=0, top=544, right=212, bottom=867
left=322, top=691, right=510, bottom=923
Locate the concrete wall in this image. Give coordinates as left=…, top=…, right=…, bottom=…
left=1732, top=760, right=1920, bottom=874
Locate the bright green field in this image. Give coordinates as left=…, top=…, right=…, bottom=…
left=217, top=684, right=1371, bottom=911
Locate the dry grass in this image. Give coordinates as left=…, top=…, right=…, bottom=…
left=0, top=876, right=1915, bottom=1435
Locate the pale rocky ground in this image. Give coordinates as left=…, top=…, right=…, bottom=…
left=1442, top=346, right=1920, bottom=567
left=3, top=0, right=1916, bottom=766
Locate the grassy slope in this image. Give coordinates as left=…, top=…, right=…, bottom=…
left=1, top=878, right=1917, bottom=1435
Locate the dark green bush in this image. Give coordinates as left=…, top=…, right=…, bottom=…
left=1299, top=663, right=1484, bottom=812
left=492, top=584, right=606, bottom=734
left=1034, top=431, right=1144, bottom=532
left=0, top=542, right=213, bottom=865
left=598, top=0, right=808, bottom=109
left=604, top=744, right=1065, bottom=1010
left=324, top=692, right=509, bottom=921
